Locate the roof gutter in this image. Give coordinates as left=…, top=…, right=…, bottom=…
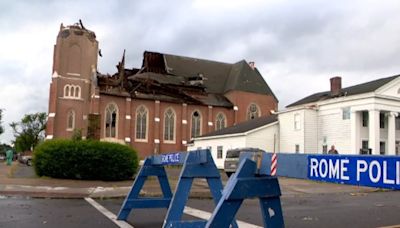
left=280, top=92, right=377, bottom=114
left=193, top=132, right=245, bottom=141
left=194, top=121, right=279, bottom=141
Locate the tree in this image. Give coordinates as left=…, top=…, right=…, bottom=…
left=10, top=112, right=47, bottom=152
left=0, top=109, right=4, bottom=136
left=0, top=143, right=12, bottom=156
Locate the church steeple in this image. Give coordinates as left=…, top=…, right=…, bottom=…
left=46, top=21, right=99, bottom=140
left=52, top=21, right=98, bottom=80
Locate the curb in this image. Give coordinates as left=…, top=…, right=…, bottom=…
left=0, top=184, right=213, bottom=199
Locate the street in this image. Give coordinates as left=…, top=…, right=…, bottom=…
left=1, top=190, right=399, bottom=228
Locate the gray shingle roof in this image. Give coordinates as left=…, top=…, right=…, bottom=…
left=163, top=53, right=277, bottom=100
left=164, top=54, right=232, bottom=94
left=286, top=75, right=400, bottom=108
left=198, top=114, right=278, bottom=138
left=224, top=61, right=278, bottom=101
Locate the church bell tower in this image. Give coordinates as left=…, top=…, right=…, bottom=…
left=46, top=21, right=99, bottom=139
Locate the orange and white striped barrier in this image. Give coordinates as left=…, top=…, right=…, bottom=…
left=271, top=153, right=277, bottom=176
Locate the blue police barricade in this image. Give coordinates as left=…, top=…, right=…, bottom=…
left=117, top=149, right=238, bottom=228
left=307, top=155, right=400, bottom=190
left=206, top=151, right=284, bottom=228
left=262, top=152, right=400, bottom=190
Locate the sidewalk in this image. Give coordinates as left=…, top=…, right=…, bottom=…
left=0, top=161, right=378, bottom=199
left=0, top=161, right=212, bottom=198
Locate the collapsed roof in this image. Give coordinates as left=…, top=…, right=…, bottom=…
left=97, top=51, right=278, bottom=107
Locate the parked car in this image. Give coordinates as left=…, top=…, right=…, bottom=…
left=18, top=151, right=33, bottom=166
left=224, top=148, right=265, bottom=177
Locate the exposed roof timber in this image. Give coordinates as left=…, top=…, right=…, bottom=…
left=97, top=51, right=277, bottom=107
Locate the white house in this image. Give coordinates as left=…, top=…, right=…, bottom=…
left=189, top=75, right=400, bottom=169
left=187, top=115, right=278, bottom=168
left=279, top=75, right=400, bottom=155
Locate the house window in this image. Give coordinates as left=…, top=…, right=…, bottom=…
left=215, top=113, right=226, bottom=131
left=362, top=140, right=369, bottom=149
left=247, top=103, right=260, bottom=120
left=191, top=111, right=201, bottom=138
left=136, top=105, right=148, bottom=140
left=396, top=116, right=400, bottom=130
left=322, top=145, right=328, bottom=154
left=360, top=140, right=370, bottom=154
left=362, top=111, right=368, bottom=127
left=380, top=141, right=385, bottom=155
left=105, top=103, right=118, bottom=138
left=217, top=146, right=223, bottom=159
left=379, top=113, right=385, bottom=129
left=164, top=108, right=175, bottom=142
left=342, top=107, right=350, bottom=120
left=294, top=114, right=301, bottom=130
left=67, top=110, right=75, bottom=130
left=295, top=144, right=300, bottom=153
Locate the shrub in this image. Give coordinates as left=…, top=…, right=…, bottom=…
left=71, top=129, right=82, bottom=141
left=34, top=139, right=138, bottom=181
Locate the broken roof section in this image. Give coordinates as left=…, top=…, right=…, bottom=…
left=98, top=51, right=278, bottom=107
left=58, top=20, right=96, bottom=42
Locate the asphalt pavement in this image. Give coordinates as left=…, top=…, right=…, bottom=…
left=1, top=161, right=400, bottom=227
left=1, top=192, right=400, bottom=228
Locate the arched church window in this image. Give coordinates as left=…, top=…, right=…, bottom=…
left=247, top=103, right=260, bottom=120
left=191, top=110, right=202, bottom=138
left=215, top=112, right=226, bottom=131
left=105, top=103, right=118, bottom=138
left=164, top=108, right=176, bottom=142
left=136, top=105, right=148, bottom=140
left=70, top=86, right=75, bottom=98
left=75, top=86, right=80, bottom=98
left=64, top=85, right=70, bottom=97
left=67, top=110, right=75, bottom=130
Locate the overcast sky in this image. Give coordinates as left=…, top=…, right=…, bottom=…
left=1, top=0, right=400, bottom=144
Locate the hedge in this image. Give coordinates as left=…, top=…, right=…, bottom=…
left=34, top=139, right=138, bottom=181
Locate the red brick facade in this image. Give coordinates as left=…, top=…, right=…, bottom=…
left=46, top=23, right=278, bottom=159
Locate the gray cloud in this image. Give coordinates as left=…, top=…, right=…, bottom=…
left=1, top=0, right=400, bottom=143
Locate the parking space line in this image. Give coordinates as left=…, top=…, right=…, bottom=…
left=184, top=206, right=263, bottom=228
left=85, top=197, right=133, bottom=228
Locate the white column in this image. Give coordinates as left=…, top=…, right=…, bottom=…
left=388, top=112, right=396, bottom=155
left=351, top=111, right=360, bottom=154
left=368, top=110, right=380, bottom=155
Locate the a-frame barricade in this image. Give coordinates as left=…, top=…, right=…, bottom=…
left=117, top=156, right=173, bottom=220
left=206, top=152, right=284, bottom=228
left=117, top=149, right=238, bottom=228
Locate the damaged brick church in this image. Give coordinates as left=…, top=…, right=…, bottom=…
left=45, top=22, right=278, bottom=158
